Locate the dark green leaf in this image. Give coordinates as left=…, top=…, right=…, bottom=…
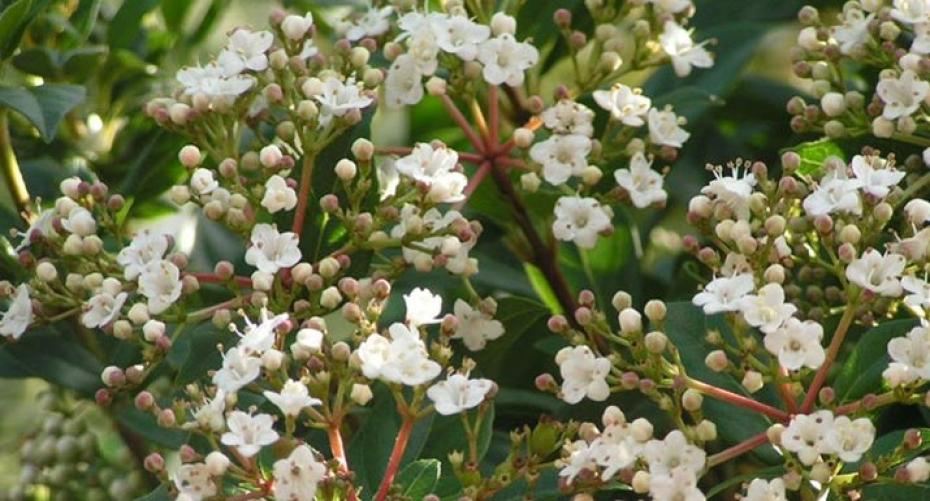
left=832, top=319, right=918, bottom=402
left=843, top=429, right=930, bottom=474
left=860, top=483, right=930, bottom=500
left=395, top=459, right=441, bottom=499
left=0, top=84, right=86, bottom=142
left=0, top=0, right=34, bottom=60
left=12, top=47, right=60, bottom=78
left=67, top=0, right=103, bottom=47
left=117, top=407, right=188, bottom=449
left=0, top=327, right=103, bottom=396
left=160, top=0, right=193, bottom=32
left=107, top=0, right=159, bottom=50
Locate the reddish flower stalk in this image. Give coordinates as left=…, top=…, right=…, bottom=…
left=327, top=422, right=358, bottom=501
left=776, top=366, right=798, bottom=415
left=488, top=86, right=500, bottom=147
left=687, top=378, right=790, bottom=422
left=454, top=161, right=493, bottom=210
left=834, top=391, right=896, bottom=416
left=186, top=272, right=252, bottom=288
left=439, top=94, right=486, bottom=153
left=374, top=415, right=416, bottom=501
left=707, top=431, right=770, bottom=467
left=292, top=155, right=315, bottom=237
left=801, top=305, right=857, bottom=413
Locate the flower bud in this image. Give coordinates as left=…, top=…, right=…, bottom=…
left=205, top=451, right=230, bottom=476
left=705, top=350, right=728, bottom=372
left=742, top=370, right=763, bottom=393
left=630, top=418, right=653, bottom=442
left=681, top=389, right=703, bottom=411
left=520, top=172, right=541, bottom=192
left=352, top=138, right=374, bottom=161
left=36, top=261, right=58, bottom=282
left=632, top=471, right=650, bottom=493
left=178, top=145, right=201, bottom=168
left=490, top=12, right=516, bottom=35
left=513, top=127, right=534, bottom=148
left=318, top=257, right=340, bottom=278
left=335, top=159, right=357, bottom=180
left=611, top=291, right=632, bottom=311
left=618, top=308, right=642, bottom=333
left=143, top=320, right=166, bottom=342
left=644, top=331, right=667, bottom=354
left=696, top=419, right=717, bottom=441
left=351, top=383, right=373, bottom=405
left=259, top=145, right=283, bottom=168
left=820, top=92, right=846, bottom=117
left=144, top=453, right=165, bottom=473
left=101, top=366, right=125, bottom=387
left=320, top=286, right=342, bottom=309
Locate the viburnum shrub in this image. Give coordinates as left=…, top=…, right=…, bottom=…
left=7, top=0, right=930, bottom=499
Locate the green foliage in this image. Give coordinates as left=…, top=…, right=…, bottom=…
left=786, top=138, right=846, bottom=176
left=0, top=84, right=86, bottom=142
left=832, top=319, right=919, bottom=403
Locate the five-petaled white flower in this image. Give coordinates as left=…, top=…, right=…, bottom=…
left=552, top=196, right=613, bottom=249
left=263, top=379, right=322, bottom=418
left=118, top=231, right=170, bottom=280
left=884, top=325, right=930, bottom=386
left=850, top=154, right=905, bottom=199
left=173, top=463, right=217, bottom=501
left=220, top=411, right=279, bottom=457
left=781, top=411, right=834, bottom=466
left=892, top=0, right=930, bottom=24
left=393, top=142, right=467, bottom=203
left=541, top=100, right=595, bottom=137
left=614, top=152, right=667, bottom=208
left=426, top=373, right=494, bottom=415
left=212, top=346, right=262, bottom=394
left=0, top=284, right=32, bottom=339
left=659, top=21, right=713, bottom=77
left=593, top=84, right=652, bottom=127
left=742, top=478, right=788, bottom=501
left=692, top=273, right=755, bottom=314
left=477, top=33, right=539, bottom=86
left=833, top=10, right=874, bottom=55
left=138, top=259, right=182, bottom=314
left=648, top=107, right=691, bottom=147
left=877, top=70, right=930, bottom=120
left=404, top=287, right=443, bottom=327
left=764, top=318, right=825, bottom=371
left=648, top=466, right=706, bottom=501
left=357, top=323, right=441, bottom=386
left=61, top=206, right=97, bottom=236
left=737, top=283, right=797, bottom=334
left=281, top=12, right=314, bottom=41
left=903, top=275, right=930, bottom=311
left=343, top=6, right=394, bottom=41
left=845, top=249, right=906, bottom=297
left=555, top=345, right=611, bottom=404
left=643, top=430, right=706, bottom=476
left=261, top=175, right=298, bottom=214
left=190, top=168, right=219, bottom=196
left=245, top=224, right=301, bottom=274
left=803, top=166, right=862, bottom=217
left=701, top=164, right=757, bottom=220
left=272, top=444, right=326, bottom=501
left=437, top=15, right=491, bottom=61
left=82, top=291, right=128, bottom=328
left=529, top=134, right=592, bottom=185
left=314, top=77, right=373, bottom=127
left=450, top=299, right=505, bottom=351
left=825, top=416, right=875, bottom=463
left=217, top=29, right=274, bottom=75
left=384, top=54, right=424, bottom=107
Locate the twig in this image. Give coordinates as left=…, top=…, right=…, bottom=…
left=374, top=415, right=416, bottom=501
left=687, top=377, right=790, bottom=422
left=0, top=110, right=30, bottom=221
left=707, top=432, right=770, bottom=467
left=292, top=154, right=315, bottom=236
left=454, top=161, right=493, bottom=210
left=187, top=272, right=252, bottom=288
left=440, top=94, right=486, bottom=153
left=801, top=305, right=857, bottom=412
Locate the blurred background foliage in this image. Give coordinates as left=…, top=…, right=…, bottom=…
left=0, top=0, right=849, bottom=497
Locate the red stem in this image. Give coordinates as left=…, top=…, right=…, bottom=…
left=776, top=366, right=798, bottom=415
left=707, top=432, right=770, bottom=467
left=495, top=156, right=528, bottom=170
left=327, top=423, right=358, bottom=501
left=187, top=272, right=252, bottom=288
left=440, top=94, right=486, bottom=153
left=454, top=161, right=493, bottom=210
left=687, top=378, right=790, bottom=422
left=488, top=86, right=500, bottom=147
left=834, top=391, right=896, bottom=415
left=292, top=155, right=315, bottom=236
left=801, top=305, right=856, bottom=413
left=375, top=416, right=415, bottom=501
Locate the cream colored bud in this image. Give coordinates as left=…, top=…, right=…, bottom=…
left=318, top=257, right=340, bottom=278
left=251, top=271, right=274, bottom=291
left=335, top=159, right=357, bottom=180
left=644, top=331, right=667, bottom=354
left=170, top=185, right=191, bottom=205
left=351, top=383, right=373, bottom=405
left=261, top=349, right=284, bottom=371
left=681, top=389, right=703, bottom=411
left=350, top=47, right=370, bottom=67
left=425, top=77, right=447, bottom=96
left=767, top=423, right=785, bottom=446
left=820, top=92, right=846, bottom=117
left=632, top=471, right=651, bottom=494
left=297, top=100, right=319, bottom=121
left=630, top=418, right=653, bottom=442
left=839, top=224, right=861, bottom=244
left=490, top=12, right=516, bottom=35
left=764, top=264, right=785, bottom=284
left=143, top=320, right=165, bottom=342
left=873, top=117, right=895, bottom=138
left=179, top=145, right=201, bottom=168
left=742, top=370, right=764, bottom=393
left=36, top=262, right=58, bottom=282
left=320, top=286, right=342, bottom=309
left=513, top=127, right=534, bottom=149
left=705, top=350, right=728, bottom=372
left=205, top=451, right=230, bottom=476
left=128, top=303, right=149, bottom=324
left=618, top=308, right=642, bottom=333
left=113, top=320, right=133, bottom=340
left=292, top=263, right=313, bottom=284
left=302, top=78, right=324, bottom=97
left=520, top=172, right=541, bottom=192
left=581, top=166, right=603, bottom=185
left=644, top=300, right=666, bottom=322
left=695, top=419, right=717, bottom=441
left=63, top=234, right=83, bottom=255
left=612, top=291, right=632, bottom=311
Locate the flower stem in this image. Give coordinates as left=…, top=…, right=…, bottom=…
left=327, top=421, right=358, bottom=501
left=687, top=377, right=790, bottom=422
left=454, top=161, right=493, bottom=210
left=834, top=391, right=897, bottom=415
left=488, top=86, right=500, bottom=147
left=440, top=94, right=486, bottom=153
left=375, top=415, right=416, bottom=501
left=187, top=272, right=252, bottom=288
left=0, top=110, right=30, bottom=221
left=707, top=431, right=769, bottom=467
left=801, top=304, right=857, bottom=413
left=292, top=154, right=315, bottom=237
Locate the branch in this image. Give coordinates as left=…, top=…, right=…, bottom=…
left=687, top=378, right=790, bottom=422
left=327, top=423, right=358, bottom=501
left=801, top=304, right=857, bottom=413
left=374, top=415, right=416, bottom=501
left=187, top=272, right=252, bottom=288
left=707, top=431, right=770, bottom=467
left=439, top=94, right=486, bottom=154
left=292, top=154, right=315, bottom=237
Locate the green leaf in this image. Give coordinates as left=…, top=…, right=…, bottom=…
left=67, top=0, right=103, bottom=46
left=0, top=0, right=34, bottom=60
left=860, top=483, right=930, bottom=500
left=0, top=327, right=103, bottom=396
left=12, top=47, right=60, bottom=78
left=524, top=263, right=562, bottom=313
left=107, top=0, right=158, bottom=49
left=395, top=459, right=441, bottom=499
left=160, top=0, right=194, bottom=32
left=831, top=319, right=918, bottom=402
left=470, top=297, right=552, bottom=387
left=786, top=139, right=845, bottom=176
left=117, top=407, right=188, bottom=449
left=0, top=83, right=86, bottom=142
left=134, top=485, right=170, bottom=501
left=843, top=428, right=930, bottom=474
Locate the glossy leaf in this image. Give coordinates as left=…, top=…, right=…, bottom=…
left=786, top=139, right=845, bottom=176
left=395, top=459, right=441, bottom=499
left=0, top=83, right=86, bottom=142
left=831, top=319, right=918, bottom=402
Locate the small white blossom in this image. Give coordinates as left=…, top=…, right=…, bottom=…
left=529, top=134, right=591, bottom=185
left=343, top=6, right=393, bottom=41
left=477, top=33, right=539, bottom=86
left=737, top=283, right=797, bottom=334
left=404, top=287, right=442, bottom=327
left=81, top=291, right=128, bottom=328
left=845, top=249, right=906, bottom=297
left=764, top=318, right=825, bottom=371
left=137, top=260, right=182, bottom=314
left=437, top=15, right=490, bottom=61
left=281, top=12, right=314, bottom=41
left=592, top=84, right=651, bottom=127
left=648, top=107, right=690, bottom=147
left=426, top=373, right=494, bottom=415
left=13, top=209, right=55, bottom=251
left=176, top=64, right=254, bottom=99
left=173, top=463, right=216, bottom=501
left=558, top=440, right=598, bottom=484
left=291, top=328, right=324, bottom=358
left=649, top=467, right=706, bottom=501
left=190, top=168, right=219, bottom=196
left=701, top=164, right=757, bottom=220
left=693, top=273, right=755, bottom=314
left=245, top=224, right=301, bottom=274
left=357, top=323, right=441, bottom=386
left=263, top=379, right=321, bottom=417
left=314, top=77, right=373, bottom=127
left=272, top=445, right=326, bottom=501
left=833, top=10, right=874, bottom=54
left=555, top=345, right=611, bottom=404
left=193, top=390, right=227, bottom=432
left=552, top=196, right=612, bottom=249
left=903, top=275, right=930, bottom=311
left=212, top=346, right=262, bottom=394
left=824, top=416, right=875, bottom=462
left=885, top=325, right=930, bottom=386
left=0, top=284, right=32, bottom=339
left=451, top=299, right=505, bottom=351
left=217, top=29, right=274, bottom=75
left=614, top=152, right=667, bottom=208
left=541, top=100, right=595, bottom=137
left=876, top=70, right=930, bottom=120
left=232, top=307, right=289, bottom=356
left=117, top=231, right=170, bottom=281
left=803, top=167, right=862, bottom=217
left=384, top=54, right=424, bottom=107
left=659, top=20, right=713, bottom=77
left=892, top=0, right=930, bottom=24
left=261, top=175, right=298, bottom=213
left=781, top=411, right=834, bottom=466
left=643, top=430, right=706, bottom=476
left=742, top=478, right=788, bottom=501
left=394, top=142, right=467, bottom=203
left=61, top=207, right=96, bottom=236
left=850, top=155, right=905, bottom=198
left=220, top=411, right=279, bottom=457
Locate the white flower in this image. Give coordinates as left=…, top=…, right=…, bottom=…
left=529, top=134, right=591, bottom=185
left=394, top=142, right=467, bottom=203
left=592, top=84, right=651, bottom=127
left=614, top=152, right=667, bottom=208
left=404, top=287, right=442, bottom=327
left=649, top=467, right=706, bottom=501
left=451, top=299, right=505, bottom=351
left=281, top=12, right=314, bottom=41
left=552, top=196, right=612, bottom=249
left=272, top=445, right=326, bottom=501
left=173, top=463, right=216, bottom=501
left=909, top=457, right=930, bottom=483
left=743, top=478, right=788, bottom=501
left=0, top=284, right=32, bottom=339
left=357, top=323, right=441, bottom=386
left=261, top=175, right=297, bottom=213
left=541, top=100, right=595, bottom=137
left=401, top=17, right=442, bottom=75
left=217, top=29, right=274, bottom=75
left=885, top=325, right=930, bottom=386
left=892, top=0, right=930, bottom=24
left=245, top=224, right=301, bottom=274
left=232, top=307, right=289, bottom=356
left=391, top=206, right=477, bottom=274
left=220, top=411, right=279, bottom=457
left=802, top=167, right=862, bottom=217
left=659, top=21, right=713, bottom=77
left=137, top=260, right=182, bottom=314
left=437, top=15, right=490, bottom=61
left=263, top=379, right=321, bottom=417
left=555, top=345, right=611, bottom=404
left=914, top=22, right=930, bottom=54
left=477, top=33, right=539, bottom=86
left=833, top=10, right=874, bottom=55
left=558, top=440, right=598, bottom=484
left=649, top=0, right=693, bottom=14
left=904, top=275, right=930, bottom=311
left=701, top=164, right=757, bottom=220
left=176, top=64, right=254, bottom=98
left=782, top=411, right=834, bottom=466
left=845, top=249, right=906, bottom=297
left=81, top=291, right=128, bottom=328
left=193, top=390, right=227, bottom=431
left=426, top=373, right=494, bottom=415
left=590, top=420, right=643, bottom=480
left=643, top=430, right=706, bottom=476
left=764, top=318, right=825, bottom=371
left=13, top=209, right=55, bottom=251
left=891, top=227, right=930, bottom=262
left=905, top=199, right=930, bottom=225
left=343, top=6, right=393, bottom=41
left=876, top=70, right=930, bottom=120
left=212, top=346, right=262, bottom=394
left=647, top=107, right=690, bottom=147
left=692, top=273, right=755, bottom=314
left=190, top=168, right=218, bottom=196
left=737, top=283, right=797, bottom=334
left=314, top=77, right=373, bottom=127
left=384, top=54, right=424, bottom=107
left=61, top=206, right=96, bottom=236
left=117, top=231, right=170, bottom=281
left=291, top=327, right=324, bottom=358
left=850, top=155, right=905, bottom=199
left=824, top=416, right=875, bottom=462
